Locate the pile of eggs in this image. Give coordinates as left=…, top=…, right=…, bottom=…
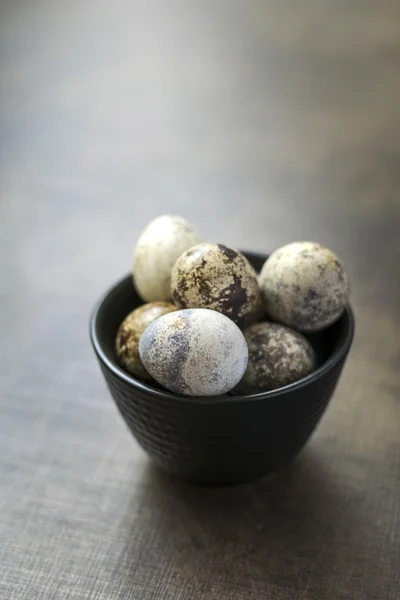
left=115, top=215, right=350, bottom=397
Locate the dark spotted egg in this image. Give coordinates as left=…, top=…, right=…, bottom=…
left=235, top=321, right=316, bottom=394
left=115, top=301, right=176, bottom=380
left=259, top=241, right=349, bottom=332
left=170, top=243, right=262, bottom=327
left=139, top=308, right=248, bottom=396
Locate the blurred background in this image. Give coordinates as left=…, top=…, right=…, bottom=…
left=1, top=0, right=399, bottom=288
left=1, top=1, right=400, bottom=598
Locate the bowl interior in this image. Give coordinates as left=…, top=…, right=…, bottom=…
left=91, top=251, right=354, bottom=400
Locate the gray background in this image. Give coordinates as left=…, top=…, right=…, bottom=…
left=1, top=1, right=399, bottom=598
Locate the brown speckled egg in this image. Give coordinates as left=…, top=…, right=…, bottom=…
left=139, top=308, right=248, bottom=396
left=170, top=243, right=262, bottom=327
left=259, top=241, right=349, bottom=332
left=235, top=321, right=316, bottom=394
left=115, top=301, right=176, bottom=380
left=133, top=215, right=203, bottom=302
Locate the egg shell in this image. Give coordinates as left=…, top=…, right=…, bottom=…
left=139, top=308, right=249, bottom=396
left=115, top=301, right=177, bottom=380
left=133, top=215, right=202, bottom=302
left=235, top=321, right=316, bottom=394
left=171, top=243, right=263, bottom=327
left=259, top=241, right=349, bottom=332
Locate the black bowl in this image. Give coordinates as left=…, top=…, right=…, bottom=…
left=89, top=251, right=354, bottom=485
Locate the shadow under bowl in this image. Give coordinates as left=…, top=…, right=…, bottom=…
left=89, top=251, right=355, bottom=485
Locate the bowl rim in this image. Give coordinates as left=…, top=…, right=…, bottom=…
left=89, top=251, right=355, bottom=405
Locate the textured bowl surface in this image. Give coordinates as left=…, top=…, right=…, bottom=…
left=90, top=251, right=355, bottom=485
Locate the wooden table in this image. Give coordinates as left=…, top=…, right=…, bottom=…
left=1, top=1, right=399, bottom=598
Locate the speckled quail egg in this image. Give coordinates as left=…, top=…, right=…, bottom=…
left=133, top=215, right=203, bottom=302
left=259, top=241, right=349, bottom=332
left=116, top=301, right=177, bottom=380
left=235, top=321, right=316, bottom=394
left=139, top=308, right=248, bottom=396
left=170, top=243, right=262, bottom=327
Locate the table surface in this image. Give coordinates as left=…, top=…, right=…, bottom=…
left=1, top=1, right=399, bottom=599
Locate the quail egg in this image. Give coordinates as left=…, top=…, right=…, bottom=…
left=139, top=308, right=248, bottom=396
left=171, top=243, right=262, bottom=327
left=116, top=301, right=176, bottom=380
left=235, top=321, right=316, bottom=393
left=259, top=241, right=349, bottom=332
left=133, top=215, right=202, bottom=302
